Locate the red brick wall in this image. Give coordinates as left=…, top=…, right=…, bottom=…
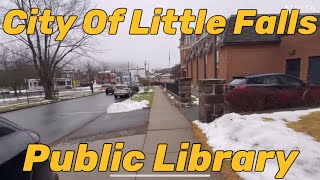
left=181, top=30, right=320, bottom=85
left=279, top=29, right=320, bottom=82
left=192, top=58, right=197, bottom=85
left=198, top=55, right=205, bottom=80
left=207, top=50, right=216, bottom=79
left=218, top=43, right=281, bottom=82
left=182, top=41, right=217, bottom=87
left=187, top=60, right=191, bottom=78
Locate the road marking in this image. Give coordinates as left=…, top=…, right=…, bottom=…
left=109, top=174, right=211, bottom=178
left=61, top=111, right=106, bottom=115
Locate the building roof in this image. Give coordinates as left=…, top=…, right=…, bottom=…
left=217, top=14, right=320, bottom=46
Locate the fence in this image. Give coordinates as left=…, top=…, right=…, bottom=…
left=0, top=86, right=104, bottom=105
left=160, top=82, right=179, bottom=95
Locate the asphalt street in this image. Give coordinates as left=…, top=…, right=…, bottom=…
left=0, top=93, right=149, bottom=144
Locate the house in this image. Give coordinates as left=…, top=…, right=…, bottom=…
left=179, top=14, right=320, bottom=87
left=150, top=73, right=173, bottom=83
left=56, top=69, right=83, bottom=88
left=122, top=66, right=148, bottom=84
left=27, top=78, right=73, bottom=91
left=96, top=70, right=117, bottom=85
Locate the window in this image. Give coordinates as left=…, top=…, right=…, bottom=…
left=247, top=77, right=263, bottom=84
left=262, top=76, right=280, bottom=85
left=0, top=123, right=15, bottom=137
left=286, top=59, right=301, bottom=78
left=215, top=49, right=219, bottom=78
left=230, top=78, right=247, bottom=85
left=278, top=75, right=303, bottom=86
left=56, top=81, right=65, bottom=86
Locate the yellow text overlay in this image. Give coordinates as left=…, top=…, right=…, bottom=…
left=23, top=143, right=299, bottom=179
left=2, top=9, right=318, bottom=41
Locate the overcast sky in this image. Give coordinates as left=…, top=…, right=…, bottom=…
left=0, top=0, right=319, bottom=71
left=92, top=0, right=319, bottom=70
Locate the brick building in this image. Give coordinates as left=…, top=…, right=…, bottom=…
left=96, top=70, right=117, bottom=85
left=179, top=14, right=320, bottom=88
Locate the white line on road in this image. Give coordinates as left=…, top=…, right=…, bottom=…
left=61, top=111, right=106, bottom=115
left=109, top=174, right=211, bottom=178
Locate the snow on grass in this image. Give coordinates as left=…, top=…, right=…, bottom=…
left=0, top=95, right=45, bottom=103
left=194, top=108, right=320, bottom=180
left=167, top=93, right=174, bottom=99
left=146, top=89, right=154, bottom=93
left=192, top=95, right=199, bottom=105
left=107, top=100, right=149, bottom=113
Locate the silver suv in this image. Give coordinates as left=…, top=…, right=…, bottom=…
left=114, top=85, right=132, bottom=99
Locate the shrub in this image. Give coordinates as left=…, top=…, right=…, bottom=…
left=225, top=87, right=320, bottom=113
left=65, top=86, right=72, bottom=89
left=226, top=87, right=280, bottom=112
left=303, top=87, right=320, bottom=107
left=139, top=79, right=151, bottom=86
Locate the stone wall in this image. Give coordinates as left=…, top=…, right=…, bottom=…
left=178, top=78, right=192, bottom=104
left=198, top=79, right=225, bottom=123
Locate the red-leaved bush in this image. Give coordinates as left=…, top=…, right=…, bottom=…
left=226, top=86, right=320, bottom=112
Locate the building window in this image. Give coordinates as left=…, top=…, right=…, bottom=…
left=215, top=49, right=219, bottom=78
left=204, top=53, right=207, bottom=79
left=286, top=58, right=301, bottom=79
left=308, top=56, right=320, bottom=85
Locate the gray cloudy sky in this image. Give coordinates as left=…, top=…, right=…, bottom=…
left=0, top=0, right=318, bottom=70
left=92, top=0, right=319, bottom=70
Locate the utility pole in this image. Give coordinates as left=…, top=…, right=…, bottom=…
left=169, top=51, right=172, bottom=82
left=144, top=61, right=147, bottom=79
left=128, top=61, right=132, bottom=100
left=127, top=61, right=131, bottom=85
left=169, top=51, right=171, bottom=69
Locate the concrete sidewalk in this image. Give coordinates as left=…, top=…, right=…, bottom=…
left=136, top=87, right=222, bottom=180
left=54, top=87, right=223, bottom=180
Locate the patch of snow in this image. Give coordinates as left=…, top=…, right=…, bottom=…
left=107, top=100, right=149, bottom=113
left=194, top=108, right=320, bottom=180
left=192, top=100, right=199, bottom=105
left=167, top=93, right=175, bottom=99
left=146, top=89, right=154, bottom=93
left=0, top=95, right=45, bottom=103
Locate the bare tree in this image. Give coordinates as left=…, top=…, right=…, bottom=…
left=171, top=64, right=181, bottom=81
left=0, top=47, right=35, bottom=96
left=0, top=0, right=96, bottom=99
left=82, top=61, right=101, bottom=83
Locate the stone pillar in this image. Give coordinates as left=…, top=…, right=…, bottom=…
left=198, top=79, right=225, bottom=123
left=178, top=78, right=192, bottom=104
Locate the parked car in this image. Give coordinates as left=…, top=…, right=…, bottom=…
left=80, top=82, right=91, bottom=87
left=227, top=73, right=306, bottom=91
left=0, top=89, right=10, bottom=94
left=114, top=85, right=132, bottom=99
left=130, top=84, right=140, bottom=93
left=105, top=85, right=115, bottom=95
left=0, top=116, right=58, bottom=180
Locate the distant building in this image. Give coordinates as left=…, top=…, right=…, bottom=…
left=128, top=66, right=147, bottom=84
left=56, top=69, right=83, bottom=88
left=96, top=70, right=117, bottom=85
left=120, top=71, right=130, bottom=84
left=27, top=78, right=73, bottom=91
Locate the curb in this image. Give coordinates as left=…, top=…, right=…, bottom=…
left=191, top=123, right=242, bottom=180
left=0, top=92, right=104, bottom=114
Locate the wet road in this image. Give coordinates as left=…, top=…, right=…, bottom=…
left=0, top=94, right=149, bottom=144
